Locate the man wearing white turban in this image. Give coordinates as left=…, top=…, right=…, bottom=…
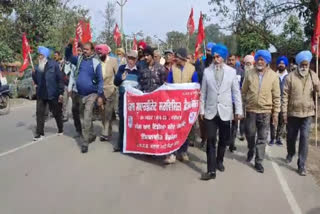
left=282, top=50, right=320, bottom=176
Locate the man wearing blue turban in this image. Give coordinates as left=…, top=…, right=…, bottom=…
left=269, top=56, right=289, bottom=146
left=200, top=44, right=243, bottom=180
left=242, top=50, right=281, bottom=173
left=282, top=50, right=320, bottom=176
left=32, top=46, right=64, bottom=141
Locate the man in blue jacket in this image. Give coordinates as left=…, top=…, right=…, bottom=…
left=32, top=46, right=64, bottom=141
left=65, top=41, right=104, bottom=153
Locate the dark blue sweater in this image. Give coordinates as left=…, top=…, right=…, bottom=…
left=65, top=45, right=104, bottom=97
left=32, top=59, right=64, bottom=100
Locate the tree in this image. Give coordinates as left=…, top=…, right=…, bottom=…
left=97, top=1, right=116, bottom=50
left=166, top=31, right=187, bottom=51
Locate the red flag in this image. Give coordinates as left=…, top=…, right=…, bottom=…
left=113, top=24, right=122, bottom=47
left=20, top=33, right=31, bottom=72
left=187, top=8, right=195, bottom=35
left=132, top=36, right=138, bottom=50
left=312, top=5, right=320, bottom=54
left=82, top=21, right=92, bottom=43
left=195, top=12, right=205, bottom=58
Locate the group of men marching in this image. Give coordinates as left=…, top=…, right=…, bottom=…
left=31, top=38, right=319, bottom=180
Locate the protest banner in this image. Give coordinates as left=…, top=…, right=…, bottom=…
left=123, top=83, right=200, bottom=155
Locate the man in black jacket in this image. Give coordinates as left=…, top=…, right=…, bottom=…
left=32, top=46, right=64, bottom=141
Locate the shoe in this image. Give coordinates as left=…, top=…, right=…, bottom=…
left=239, top=135, right=245, bottom=141
left=217, top=162, right=225, bottom=172
left=269, top=139, right=275, bottom=146
left=229, top=145, right=237, bottom=153
left=247, top=151, right=254, bottom=162
left=286, top=155, right=293, bottom=164
left=33, top=134, right=44, bottom=141
left=164, top=154, right=176, bottom=164
left=177, top=152, right=189, bottom=162
left=57, top=132, right=63, bottom=136
left=255, top=163, right=264, bottom=173
left=298, top=168, right=306, bottom=176
left=100, top=135, right=110, bottom=142
left=200, top=172, right=216, bottom=181
left=113, top=147, right=121, bottom=152
left=81, top=145, right=88, bottom=153
left=275, top=139, right=283, bottom=146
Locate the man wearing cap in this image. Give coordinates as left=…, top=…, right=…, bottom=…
left=164, top=49, right=175, bottom=75
left=32, top=46, right=64, bottom=141
left=269, top=56, right=289, bottom=146
left=139, top=46, right=166, bottom=93
left=242, top=50, right=280, bottom=173
left=95, top=44, right=118, bottom=142
left=137, top=41, right=148, bottom=70
left=164, top=47, right=199, bottom=164
left=114, top=50, right=140, bottom=152
left=200, top=44, right=243, bottom=180
left=65, top=41, right=104, bottom=153
left=282, top=51, right=319, bottom=176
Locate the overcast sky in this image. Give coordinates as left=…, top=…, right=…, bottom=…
left=71, top=0, right=213, bottom=41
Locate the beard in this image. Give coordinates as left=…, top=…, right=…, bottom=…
left=245, top=65, right=254, bottom=71
left=298, top=66, right=309, bottom=77
left=214, top=63, right=222, bottom=72
left=256, top=65, right=264, bottom=71
left=38, top=58, right=47, bottom=72
left=278, top=66, right=286, bottom=72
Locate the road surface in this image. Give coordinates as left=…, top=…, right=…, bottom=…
left=0, top=101, right=320, bottom=214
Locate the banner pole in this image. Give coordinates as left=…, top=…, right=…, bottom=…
left=28, top=53, right=34, bottom=70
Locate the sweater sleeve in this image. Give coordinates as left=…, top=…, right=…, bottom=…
left=281, top=74, right=291, bottom=113
left=114, top=65, right=124, bottom=86
left=272, top=75, right=281, bottom=114
left=96, top=64, right=104, bottom=97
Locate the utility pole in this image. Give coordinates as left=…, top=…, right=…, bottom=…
left=117, top=0, right=127, bottom=34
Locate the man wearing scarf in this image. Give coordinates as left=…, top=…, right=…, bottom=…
left=282, top=51, right=319, bottom=176
left=65, top=41, right=104, bottom=153
left=242, top=50, right=280, bottom=173
left=32, top=46, right=64, bottom=141
left=95, top=44, right=118, bottom=142
left=269, top=56, right=289, bottom=146
left=200, top=44, right=243, bottom=180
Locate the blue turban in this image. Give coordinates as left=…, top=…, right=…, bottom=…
left=211, top=44, right=228, bottom=60
left=206, top=42, right=215, bottom=50
left=295, top=51, right=312, bottom=65
left=255, top=50, right=272, bottom=64
left=38, top=46, right=51, bottom=58
left=276, top=56, right=288, bottom=67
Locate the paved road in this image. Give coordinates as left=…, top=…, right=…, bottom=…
left=0, top=102, right=320, bottom=214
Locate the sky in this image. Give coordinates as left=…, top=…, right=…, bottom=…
left=70, top=0, right=213, bottom=41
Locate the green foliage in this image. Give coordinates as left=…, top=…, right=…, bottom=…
left=166, top=31, right=187, bottom=51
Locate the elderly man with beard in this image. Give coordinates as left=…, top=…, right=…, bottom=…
left=242, top=50, right=280, bottom=173
left=95, top=44, right=118, bottom=142
left=65, top=41, right=104, bottom=153
left=243, top=55, right=255, bottom=77
left=282, top=51, right=319, bottom=176
left=32, top=46, right=64, bottom=141
left=269, top=56, right=289, bottom=146
left=139, top=46, right=166, bottom=93
left=200, top=44, right=243, bottom=180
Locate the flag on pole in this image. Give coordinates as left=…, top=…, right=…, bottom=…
left=114, top=24, right=122, bottom=47
left=82, top=21, right=92, bottom=43
left=132, top=36, right=138, bottom=51
left=20, top=33, right=31, bottom=72
left=195, top=12, right=205, bottom=59
left=311, top=4, right=320, bottom=54
left=72, top=20, right=92, bottom=55
left=187, top=8, right=195, bottom=35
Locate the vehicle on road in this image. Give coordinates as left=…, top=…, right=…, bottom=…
left=16, top=69, right=36, bottom=100
left=0, top=73, right=10, bottom=115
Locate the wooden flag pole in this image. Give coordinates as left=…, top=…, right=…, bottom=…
left=28, top=52, right=34, bottom=70
left=316, top=39, right=319, bottom=147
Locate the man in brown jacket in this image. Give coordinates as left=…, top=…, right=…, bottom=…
left=95, top=44, right=119, bottom=141
left=282, top=50, right=319, bottom=176
left=242, top=50, right=281, bottom=173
